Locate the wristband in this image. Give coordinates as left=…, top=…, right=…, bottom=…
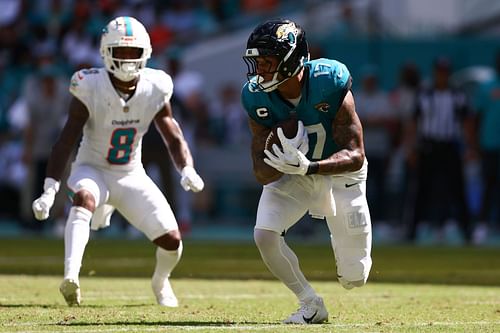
left=181, top=165, right=195, bottom=177
left=306, top=162, right=319, bottom=175
left=43, top=177, right=60, bottom=194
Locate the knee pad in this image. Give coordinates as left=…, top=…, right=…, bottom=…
left=338, top=276, right=367, bottom=290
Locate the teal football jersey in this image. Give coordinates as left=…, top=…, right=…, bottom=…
left=241, top=58, right=352, bottom=161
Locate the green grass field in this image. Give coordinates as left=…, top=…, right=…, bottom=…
left=0, top=239, right=499, bottom=332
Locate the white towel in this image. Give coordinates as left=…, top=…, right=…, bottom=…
left=90, top=204, right=115, bottom=230
left=309, top=176, right=336, bottom=219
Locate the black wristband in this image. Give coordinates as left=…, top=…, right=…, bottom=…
left=306, top=162, right=319, bottom=175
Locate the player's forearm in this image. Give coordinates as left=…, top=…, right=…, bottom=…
left=168, top=138, right=194, bottom=172
left=316, top=148, right=365, bottom=175
left=45, top=141, right=75, bottom=181
left=253, top=156, right=282, bottom=185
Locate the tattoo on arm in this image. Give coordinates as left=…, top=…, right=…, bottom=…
left=319, top=91, right=365, bottom=174
left=248, top=118, right=282, bottom=184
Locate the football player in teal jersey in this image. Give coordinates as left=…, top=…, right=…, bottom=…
left=241, top=19, right=372, bottom=324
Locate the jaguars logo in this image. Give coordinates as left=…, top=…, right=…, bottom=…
left=276, top=23, right=297, bottom=45
left=315, top=102, right=330, bottom=113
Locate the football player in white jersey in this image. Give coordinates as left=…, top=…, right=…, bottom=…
left=32, top=16, right=204, bottom=307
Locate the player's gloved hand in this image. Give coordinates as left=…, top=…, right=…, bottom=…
left=32, top=177, right=60, bottom=220
left=272, top=121, right=309, bottom=165
left=264, top=137, right=319, bottom=176
left=277, top=120, right=309, bottom=155
left=180, top=166, right=204, bottom=192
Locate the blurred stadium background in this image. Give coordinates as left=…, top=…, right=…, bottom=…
left=1, top=0, right=500, bottom=246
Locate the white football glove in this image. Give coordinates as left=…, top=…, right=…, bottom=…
left=264, top=132, right=319, bottom=176
left=272, top=121, right=309, bottom=165
left=277, top=120, right=309, bottom=155
left=180, top=166, right=204, bottom=192
left=32, top=177, right=60, bottom=220
left=264, top=144, right=311, bottom=175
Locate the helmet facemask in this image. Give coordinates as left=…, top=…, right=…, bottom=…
left=244, top=52, right=283, bottom=92
left=102, top=46, right=148, bottom=82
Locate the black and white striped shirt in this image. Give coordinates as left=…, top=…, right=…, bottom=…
left=415, top=88, right=469, bottom=143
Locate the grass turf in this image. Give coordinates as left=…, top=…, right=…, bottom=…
left=1, top=238, right=499, bottom=285
left=0, top=238, right=499, bottom=332
left=1, top=276, right=498, bottom=332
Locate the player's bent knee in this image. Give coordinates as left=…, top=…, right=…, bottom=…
left=338, top=276, right=367, bottom=290
left=254, top=228, right=280, bottom=251
left=154, top=230, right=181, bottom=251
left=73, top=190, right=96, bottom=212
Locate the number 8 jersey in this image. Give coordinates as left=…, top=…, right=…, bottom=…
left=69, top=67, right=173, bottom=172
left=241, top=58, right=351, bottom=161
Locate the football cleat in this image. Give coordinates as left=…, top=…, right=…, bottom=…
left=59, top=278, right=81, bottom=306
left=151, top=275, right=178, bottom=307
left=283, top=296, right=328, bottom=324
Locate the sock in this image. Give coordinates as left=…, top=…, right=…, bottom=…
left=63, top=206, right=92, bottom=281
left=153, top=241, right=183, bottom=280
left=254, top=229, right=316, bottom=303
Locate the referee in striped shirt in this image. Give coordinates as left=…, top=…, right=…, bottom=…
left=405, top=57, right=473, bottom=243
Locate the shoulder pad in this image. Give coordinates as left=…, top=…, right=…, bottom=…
left=143, top=68, right=173, bottom=100
left=69, top=68, right=100, bottom=100
left=306, top=59, right=351, bottom=93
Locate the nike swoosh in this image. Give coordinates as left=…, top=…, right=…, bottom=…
left=303, top=310, right=318, bottom=324
left=345, top=183, right=359, bottom=188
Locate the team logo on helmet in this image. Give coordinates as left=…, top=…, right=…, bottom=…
left=276, top=23, right=298, bottom=44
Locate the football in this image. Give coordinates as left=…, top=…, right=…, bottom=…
left=264, top=117, right=299, bottom=152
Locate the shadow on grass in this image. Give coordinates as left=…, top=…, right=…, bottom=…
left=50, top=320, right=278, bottom=327
left=0, top=303, right=153, bottom=308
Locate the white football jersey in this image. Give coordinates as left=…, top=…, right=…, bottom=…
left=69, top=67, right=173, bottom=172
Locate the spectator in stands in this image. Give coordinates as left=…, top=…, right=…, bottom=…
left=355, top=65, right=397, bottom=223
left=164, top=51, right=208, bottom=233
left=390, top=62, right=422, bottom=227
left=209, top=83, right=250, bottom=146
left=22, top=63, right=70, bottom=232
left=61, top=16, right=100, bottom=69
left=472, top=51, right=500, bottom=244
left=0, top=135, right=26, bottom=223
left=330, top=3, right=364, bottom=38
left=405, top=57, right=473, bottom=243
left=0, top=95, right=28, bottom=224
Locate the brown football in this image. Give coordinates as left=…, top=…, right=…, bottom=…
left=264, top=117, right=299, bottom=152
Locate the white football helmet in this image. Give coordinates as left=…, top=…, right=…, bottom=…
left=100, top=16, right=152, bottom=82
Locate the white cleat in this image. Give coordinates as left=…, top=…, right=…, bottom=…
left=283, top=296, right=328, bottom=324
left=151, top=276, right=178, bottom=307
left=59, top=279, right=81, bottom=306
